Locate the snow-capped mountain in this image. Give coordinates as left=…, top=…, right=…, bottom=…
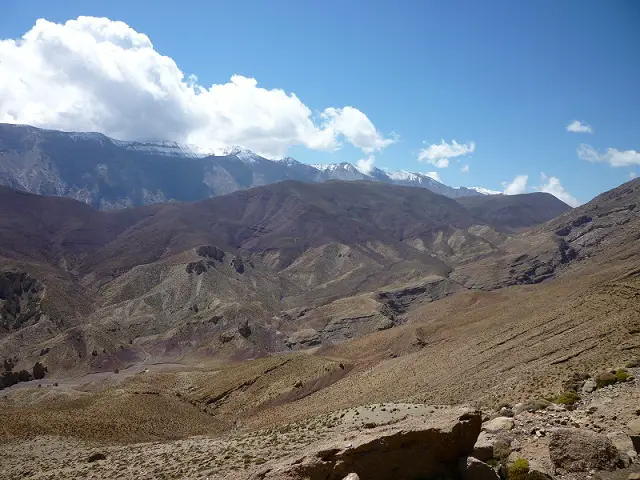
left=468, top=186, right=503, bottom=195
left=0, top=123, right=491, bottom=210
left=313, top=162, right=371, bottom=181
left=213, top=146, right=262, bottom=163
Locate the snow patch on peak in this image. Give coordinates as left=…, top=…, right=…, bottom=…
left=214, top=146, right=263, bottom=163
left=387, top=170, right=440, bottom=184
left=276, top=156, right=300, bottom=165
left=468, top=186, right=502, bottom=195
left=111, top=139, right=214, bottom=158
left=68, top=132, right=107, bottom=142
left=312, top=162, right=358, bottom=172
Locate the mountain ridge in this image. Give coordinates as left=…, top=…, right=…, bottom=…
left=0, top=123, right=489, bottom=209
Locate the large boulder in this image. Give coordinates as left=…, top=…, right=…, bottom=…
left=247, top=406, right=482, bottom=480
left=472, top=431, right=495, bottom=461
left=549, top=428, right=621, bottom=473
left=482, top=416, right=514, bottom=433
left=608, top=432, right=638, bottom=466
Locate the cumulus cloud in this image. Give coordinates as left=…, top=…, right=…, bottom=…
left=356, top=155, right=376, bottom=174
left=566, top=120, right=593, bottom=133
left=418, top=139, right=475, bottom=168
left=425, top=171, right=441, bottom=182
left=537, top=173, right=579, bottom=207
left=577, top=144, right=640, bottom=167
left=0, top=16, right=394, bottom=158
left=322, top=107, right=395, bottom=154
left=502, top=175, right=528, bottom=195
left=461, top=164, right=470, bottom=173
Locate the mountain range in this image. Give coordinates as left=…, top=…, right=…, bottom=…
left=1, top=171, right=614, bottom=377
left=0, top=123, right=490, bottom=210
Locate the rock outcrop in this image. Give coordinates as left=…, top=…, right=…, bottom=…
left=0, top=271, right=44, bottom=331
left=247, top=406, right=482, bottom=480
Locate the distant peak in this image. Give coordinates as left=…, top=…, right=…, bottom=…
left=277, top=156, right=300, bottom=165
left=215, top=146, right=263, bottom=163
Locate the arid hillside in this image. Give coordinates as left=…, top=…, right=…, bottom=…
left=0, top=178, right=584, bottom=376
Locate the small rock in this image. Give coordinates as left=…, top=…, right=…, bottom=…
left=342, top=474, right=360, bottom=480
left=483, top=416, right=515, bottom=433
left=87, top=452, right=106, bottom=463
left=459, top=456, right=500, bottom=480
left=526, top=460, right=554, bottom=480
left=629, top=418, right=640, bottom=435
left=628, top=473, right=640, bottom=480
left=582, top=379, right=597, bottom=394
left=500, top=406, right=515, bottom=418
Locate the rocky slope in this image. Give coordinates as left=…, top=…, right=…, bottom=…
left=0, top=123, right=485, bottom=210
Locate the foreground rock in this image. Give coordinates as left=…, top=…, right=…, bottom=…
left=459, top=456, right=500, bottom=480
left=549, top=428, right=621, bottom=473
left=246, top=406, right=481, bottom=480
left=482, top=416, right=514, bottom=433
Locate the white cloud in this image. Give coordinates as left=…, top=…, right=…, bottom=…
left=577, top=144, right=640, bottom=167
left=566, top=120, right=593, bottom=134
left=502, top=175, right=528, bottom=195
left=630, top=171, right=638, bottom=179
left=0, top=17, right=393, bottom=158
left=322, top=107, right=395, bottom=154
left=537, top=173, right=579, bottom=207
left=425, top=171, right=441, bottom=182
left=356, top=155, right=375, bottom=174
left=461, top=164, right=470, bottom=173
left=418, top=139, right=475, bottom=168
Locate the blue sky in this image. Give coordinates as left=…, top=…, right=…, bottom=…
left=1, top=0, right=639, bottom=204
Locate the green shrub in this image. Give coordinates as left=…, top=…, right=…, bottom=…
left=508, top=458, right=529, bottom=480
left=615, top=369, right=631, bottom=382
left=555, top=391, right=580, bottom=405
left=520, top=398, right=551, bottom=413
left=596, top=372, right=617, bottom=389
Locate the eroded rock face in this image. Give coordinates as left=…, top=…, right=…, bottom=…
left=0, top=271, right=44, bottom=331
left=285, top=329, right=321, bottom=349
left=549, top=428, right=620, bottom=473
left=248, top=407, right=481, bottom=480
